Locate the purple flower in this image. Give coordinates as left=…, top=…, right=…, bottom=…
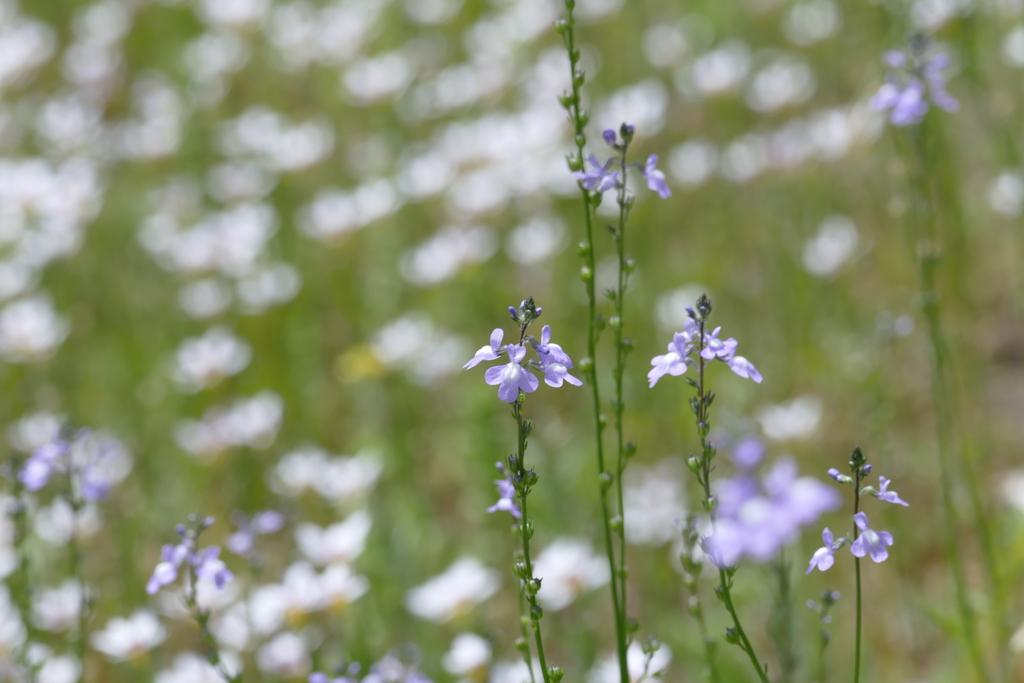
left=647, top=332, right=691, bottom=387
left=640, top=154, right=671, bottom=199
left=726, top=355, right=763, bottom=383
left=536, top=325, right=581, bottom=388
left=806, top=528, right=836, bottom=574
left=602, top=129, right=617, bottom=147
left=875, top=476, right=909, bottom=506
left=486, top=466, right=521, bottom=519
left=147, top=520, right=233, bottom=595
left=464, top=329, right=505, bottom=369
left=732, top=437, right=765, bottom=469
left=700, top=327, right=737, bottom=360
left=484, top=344, right=539, bottom=403
left=19, top=441, right=67, bottom=491
left=195, top=547, right=234, bottom=589
left=145, top=559, right=179, bottom=595
left=872, top=48, right=958, bottom=127
left=574, top=155, right=619, bottom=193
left=849, top=512, right=893, bottom=563
left=227, top=510, right=285, bottom=558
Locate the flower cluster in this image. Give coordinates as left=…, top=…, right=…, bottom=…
left=807, top=448, right=908, bottom=574
left=871, top=44, right=958, bottom=127
left=463, top=298, right=581, bottom=403
left=19, top=428, right=132, bottom=502
left=703, top=454, right=841, bottom=568
left=573, top=123, right=671, bottom=199
left=648, top=303, right=762, bottom=388
left=226, top=510, right=285, bottom=560
left=309, top=649, right=432, bottom=683
left=146, top=516, right=234, bottom=595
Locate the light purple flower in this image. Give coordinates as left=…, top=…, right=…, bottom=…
left=732, top=437, right=765, bottom=469
left=145, top=561, right=179, bottom=595
left=806, top=528, right=836, bottom=574
left=647, top=331, right=691, bottom=387
left=876, top=476, right=909, bottom=506
left=195, top=547, right=234, bottom=589
left=640, top=154, right=671, bottom=199
left=726, top=355, right=762, bottom=383
left=849, top=512, right=893, bottom=563
left=487, top=477, right=521, bottom=519
left=700, top=326, right=738, bottom=360
left=19, top=441, right=67, bottom=491
left=602, top=129, right=617, bottom=147
left=463, top=329, right=505, bottom=369
left=227, top=510, right=285, bottom=558
left=574, top=155, right=619, bottom=193
left=484, top=344, right=539, bottom=402
left=147, top=521, right=233, bottom=595
left=872, top=49, right=958, bottom=127
left=536, top=325, right=581, bottom=388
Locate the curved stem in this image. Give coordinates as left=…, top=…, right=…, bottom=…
left=558, top=8, right=629, bottom=683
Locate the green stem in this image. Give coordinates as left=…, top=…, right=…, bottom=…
left=690, top=591, right=721, bottom=683
left=905, top=125, right=990, bottom=683
left=186, top=565, right=241, bottom=683
left=692, top=320, right=769, bottom=683
left=517, top=583, right=538, bottom=683
left=9, top=458, right=37, bottom=683
left=853, top=476, right=861, bottom=683
left=557, top=8, right=629, bottom=683
left=612, top=139, right=631, bottom=647
left=68, top=496, right=88, bottom=683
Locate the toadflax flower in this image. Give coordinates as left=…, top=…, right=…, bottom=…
left=146, top=517, right=234, bottom=595
left=649, top=303, right=762, bottom=388
left=806, top=528, right=837, bottom=574
left=850, top=512, right=893, bottom=563
left=574, top=155, right=619, bottom=193
left=486, top=463, right=521, bottom=519
left=648, top=324, right=697, bottom=388
left=874, top=476, right=909, bottom=506
left=572, top=123, right=671, bottom=199
left=640, top=154, right=671, bottom=198
left=871, top=45, right=958, bottom=127
left=19, top=428, right=133, bottom=502
left=226, top=509, right=285, bottom=558
left=464, top=300, right=580, bottom=403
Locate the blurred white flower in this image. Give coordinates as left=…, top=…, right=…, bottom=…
left=295, top=509, right=372, bottom=566
left=533, top=538, right=609, bottom=611
left=237, top=263, right=301, bottom=313
left=320, top=563, right=370, bottom=610
left=206, top=162, right=275, bottom=203
left=256, top=632, right=310, bottom=678
left=0, top=586, right=25, bottom=657
left=588, top=641, right=672, bottom=683
left=624, top=460, right=687, bottom=546
left=34, top=498, right=102, bottom=545
left=216, top=107, right=334, bottom=173
left=443, top=633, right=492, bottom=677
left=344, top=51, right=413, bottom=104
left=155, top=652, right=234, bottom=683
left=490, top=659, right=542, bottom=683
left=0, top=9, right=56, bottom=92
left=405, top=558, right=500, bottom=623
left=399, top=226, right=497, bottom=287
left=802, top=215, right=860, bottom=277
left=719, top=134, right=768, bottom=183
left=7, top=411, right=62, bottom=451
left=174, top=326, right=252, bottom=391
left=403, top=0, right=465, bottom=24
left=36, top=654, right=81, bottom=683
left=271, top=447, right=383, bottom=503
left=911, top=0, right=970, bottom=31
left=782, top=0, right=841, bottom=46
left=596, top=80, right=669, bottom=137
left=669, top=139, right=718, bottom=189
left=178, top=278, right=233, bottom=319
left=116, top=75, right=184, bottom=161
left=90, top=610, right=166, bottom=662
left=198, top=0, right=270, bottom=29
left=654, top=284, right=708, bottom=332
left=745, top=55, right=815, bottom=113
left=643, top=24, right=689, bottom=69
left=988, top=172, right=1024, bottom=217
left=298, top=179, right=402, bottom=242
left=756, top=396, right=823, bottom=441
left=372, top=313, right=469, bottom=384
left=505, top=217, right=566, bottom=265
left=175, top=391, right=284, bottom=458
left=32, top=580, right=81, bottom=632
left=1003, top=27, right=1024, bottom=68
left=0, top=295, right=69, bottom=362
left=679, top=40, right=751, bottom=98
left=1000, top=470, right=1024, bottom=514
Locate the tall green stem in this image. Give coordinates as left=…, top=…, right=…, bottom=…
left=904, top=124, right=990, bottom=683
left=691, top=314, right=769, bottom=683
left=185, top=564, right=241, bottom=683
left=853, top=474, right=862, bottom=683
left=556, top=6, right=629, bottom=683
left=68, top=496, right=88, bottom=683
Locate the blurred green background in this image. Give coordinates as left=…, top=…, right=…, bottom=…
left=7, top=0, right=1024, bottom=681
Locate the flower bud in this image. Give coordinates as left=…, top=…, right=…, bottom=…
left=530, top=604, right=543, bottom=620
left=514, top=637, right=530, bottom=654
left=566, top=153, right=584, bottom=172
left=687, top=456, right=702, bottom=474
left=599, top=471, right=614, bottom=490
left=724, top=628, right=740, bottom=645
left=624, top=442, right=637, bottom=459
left=553, top=19, right=568, bottom=35
left=580, top=266, right=593, bottom=282
left=610, top=515, right=623, bottom=532
left=549, top=667, right=564, bottom=683
left=608, top=315, right=622, bottom=330
left=861, top=464, right=873, bottom=476
left=574, top=133, right=586, bottom=149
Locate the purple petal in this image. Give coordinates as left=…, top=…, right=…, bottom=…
left=868, top=543, right=888, bottom=563
left=603, top=129, right=617, bottom=147
left=877, top=530, right=893, bottom=546
left=853, top=511, right=869, bottom=532
left=484, top=366, right=505, bottom=386
left=822, top=527, right=834, bottom=546
left=849, top=535, right=867, bottom=558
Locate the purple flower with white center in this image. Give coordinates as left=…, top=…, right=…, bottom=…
left=872, top=47, right=958, bottom=127
left=147, top=517, right=233, bottom=595
left=700, top=326, right=738, bottom=360
left=484, top=344, right=539, bottom=403
left=850, top=512, right=893, bottom=563
left=574, top=155, right=619, bottom=193
left=640, top=154, right=671, bottom=199
left=486, top=464, right=521, bottom=519
left=536, top=325, right=581, bottom=388
left=806, top=528, right=837, bottom=574
left=194, top=547, right=234, bottom=589
left=647, top=331, right=692, bottom=387
left=19, top=440, right=68, bottom=491
left=463, top=329, right=505, bottom=369
left=227, top=509, right=285, bottom=557
left=875, top=476, right=909, bottom=506
left=725, top=355, right=763, bottom=383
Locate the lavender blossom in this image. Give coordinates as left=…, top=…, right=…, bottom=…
left=805, top=528, right=837, bottom=574
left=849, top=512, right=893, bottom=563
left=227, top=509, right=285, bottom=557
left=18, top=429, right=130, bottom=502
left=700, top=327, right=737, bottom=360
left=536, top=325, right=581, bottom=388
left=486, top=464, right=521, bottom=519
left=873, top=476, right=909, bottom=506
left=20, top=440, right=67, bottom=491
left=871, top=47, right=958, bottom=127
left=463, top=329, right=505, bottom=369
left=574, top=155, right=619, bottom=193
left=640, top=154, right=671, bottom=199
left=146, top=517, right=234, bottom=594
left=484, top=345, right=539, bottom=402
left=571, top=123, right=670, bottom=199
left=649, top=315, right=762, bottom=387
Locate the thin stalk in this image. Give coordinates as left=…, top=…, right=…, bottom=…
left=67, top=496, right=88, bottom=683
left=905, top=125, right=990, bottom=683
left=689, top=592, right=721, bottom=683
left=612, top=138, right=631, bottom=645
left=10, top=461, right=37, bottom=683
left=692, top=317, right=769, bottom=683
left=557, top=7, right=629, bottom=683
left=185, top=564, right=241, bottom=683
left=513, top=399, right=552, bottom=683
left=853, top=475, right=862, bottom=683
left=517, top=583, right=538, bottom=683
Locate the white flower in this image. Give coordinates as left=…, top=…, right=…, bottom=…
left=405, top=558, right=500, bottom=623
left=174, top=326, right=252, bottom=391
left=0, top=296, right=69, bottom=362
left=443, top=633, right=492, bottom=677
left=154, top=652, right=232, bottom=683
left=295, top=509, right=371, bottom=566
left=256, top=632, right=310, bottom=678
left=32, top=580, right=81, bottom=632
left=490, top=659, right=542, bottom=683
left=34, top=498, right=102, bottom=545
left=533, top=538, right=610, bottom=611
left=37, top=654, right=81, bottom=683
left=0, top=586, right=25, bottom=657
left=90, top=610, right=166, bottom=661
left=588, top=642, right=673, bottom=683
left=623, top=460, right=687, bottom=546
left=756, top=395, right=823, bottom=441
left=270, top=447, right=382, bottom=503
left=802, top=216, right=859, bottom=277
left=175, top=391, right=284, bottom=458
left=320, top=563, right=370, bottom=610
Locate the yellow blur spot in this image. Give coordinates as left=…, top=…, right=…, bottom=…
left=334, top=345, right=387, bottom=383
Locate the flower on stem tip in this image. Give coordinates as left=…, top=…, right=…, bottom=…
left=806, top=528, right=836, bottom=574
left=146, top=517, right=233, bottom=595
left=850, top=512, right=893, bottom=563
left=463, top=329, right=505, bottom=369
left=648, top=312, right=762, bottom=387
left=641, top=154, right=671, bottom=199
left=874, top=476, right=909, bottom=506
left=485, top=345, right=539, bottom=403
left=871, top=45, right=958, bottom=127
left=574, top=155, right=618, bottom=193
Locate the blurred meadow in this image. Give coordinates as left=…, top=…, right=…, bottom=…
left=4, top=0, right=1024, bottom=681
